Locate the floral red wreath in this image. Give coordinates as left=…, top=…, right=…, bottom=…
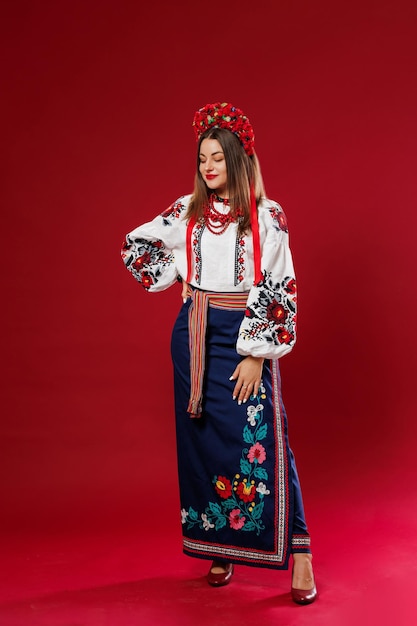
left=192, top=102, right=255, bottom=156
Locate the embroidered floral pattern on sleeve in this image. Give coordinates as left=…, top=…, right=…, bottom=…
left=160, top=198, right=186, bottom=226
left=240, top=271, right=297, bottom=346
left=121, top=199, right=187, bottom=289
left=122, top=238, right=174, bottom=290
left=181, top=385, right=271, bottom=536
left=268, top=203, right=288, bottom=233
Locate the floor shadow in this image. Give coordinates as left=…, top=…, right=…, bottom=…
left=0, top=574, right=299, bottom=626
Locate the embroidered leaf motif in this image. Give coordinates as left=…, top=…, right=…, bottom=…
left=256, top=424, right=268, bottom=441
left=254, top=467, right=269, bottom=481
left=223, top=498, right=237, bottom=510
left=215, top=517, right=227, bottom=530
left=240, top=458, right=252, bottom=475
left=188, top=506, right=198, bottom=521
left=243, top=425, right=255, bottom=444
left=251, top=501, right=264, bottom=520
left=208, top=502, right=222, bottom=516
left=241, top=521, right=256, bottom=532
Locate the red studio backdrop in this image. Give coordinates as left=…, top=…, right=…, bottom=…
left=1, top=0, right=417, bottom=547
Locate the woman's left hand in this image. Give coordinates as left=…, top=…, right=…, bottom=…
left=181, top=280, right=188, bottom=302
left=230, top=356, right=264, bottom=405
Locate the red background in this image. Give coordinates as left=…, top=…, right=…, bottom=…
left=2, top=0, right=417, bottom=546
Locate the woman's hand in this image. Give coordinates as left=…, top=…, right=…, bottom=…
left=181, top=280, right=188, bottom=302
left=230, top=356, right=264, bottom=405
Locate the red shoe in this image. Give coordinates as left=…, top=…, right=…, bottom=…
left=207, top=561, right=234, bottom=587
left=291, top=585, right=317, bottom=605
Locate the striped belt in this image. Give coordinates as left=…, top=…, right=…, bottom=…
left=187, top=287, right=249, bottom=418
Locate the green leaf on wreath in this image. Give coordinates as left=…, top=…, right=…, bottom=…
left=240, top=458, right=252, bottom=475
left=254, top=467, right=269, bottom=480
left=243, top=425, right=255, bottom=444
left=256, top=424, right=268, bottom=440
left=215, top=516, right=226, bottom=530
left=242, top=521, right=256, bottom=531
left=251, top=501, right=264, bottom=520
left=188, top=506, right=198, bottom=521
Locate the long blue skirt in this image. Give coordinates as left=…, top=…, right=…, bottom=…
left=171, top=293, right=310, bottom=570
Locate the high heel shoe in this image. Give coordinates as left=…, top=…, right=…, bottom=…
left=207, top=561, right=234, bottom=587
left=291, top=584, right=317, bottom=605
left=291, top=560, right=317, bottom=605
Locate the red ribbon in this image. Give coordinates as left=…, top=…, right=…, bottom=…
left=250, top=187, right=262, bottom=286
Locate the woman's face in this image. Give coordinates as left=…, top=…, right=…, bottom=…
left=199, top=138, right=228, bottom=197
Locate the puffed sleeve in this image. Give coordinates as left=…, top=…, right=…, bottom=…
left=121, top=196, right=188, bottom=292
left=236, top=202, right=297, bottom=360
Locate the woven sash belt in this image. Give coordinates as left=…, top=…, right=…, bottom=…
left=187, top=287, right=249, bottom=418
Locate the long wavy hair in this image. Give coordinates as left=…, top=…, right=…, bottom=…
left=186, top=127, right=265, bottom=235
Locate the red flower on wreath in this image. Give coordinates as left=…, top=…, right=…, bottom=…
left=214, top=476, right=233, bottom=499
left=236, top=480, right=256, bottom=503
left=277, top=327, right=294, bottom=344
left=267, top=299, right=287, bottom=324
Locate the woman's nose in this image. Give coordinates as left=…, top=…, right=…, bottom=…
left=204, top=160, right=213, bottom=171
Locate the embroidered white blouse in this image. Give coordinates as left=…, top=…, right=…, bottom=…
left=121, top=194, right=297, bottom=360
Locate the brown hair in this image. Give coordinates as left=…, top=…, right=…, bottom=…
left=186, top=127, right=265, bottom=235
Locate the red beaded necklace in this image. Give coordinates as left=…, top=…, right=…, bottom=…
left=186, top=186, right=262, bottom=286
left=203, top=194, right=243, bottom=235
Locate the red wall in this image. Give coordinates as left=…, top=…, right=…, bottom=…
left=2, top=0, right=416, bottom=532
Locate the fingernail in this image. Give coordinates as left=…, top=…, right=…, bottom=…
left=233, top=396, right=236, bottom=400
left=229, top=376, right=234, bottom=380
left=243, top=398, right=247, bottom=403
left=183, top=298, right=187, bottom=303
left=238, top=400, right=242, bottom=405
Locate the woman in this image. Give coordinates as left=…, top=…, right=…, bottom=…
left=121, top=102, right=317, bottom=604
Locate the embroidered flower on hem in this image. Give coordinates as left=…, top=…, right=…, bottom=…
left=236, top=479, right=256, bottom=503
left=256, top=482, right=271, bottom=496
left=247, top=442, right=266, bottom=464
left=214, top=476, right=233, bottom=499
left=201, top=513, right=215, bottom=530
left=229, top=508, right=246, bottom=530
left=181, top=508, right=189, bottom=524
